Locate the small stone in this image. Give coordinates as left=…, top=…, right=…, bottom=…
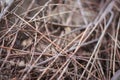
left=18, top=61, right=25, bottom=67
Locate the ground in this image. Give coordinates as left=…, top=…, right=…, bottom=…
left=0, top=0, right=120, bottom=80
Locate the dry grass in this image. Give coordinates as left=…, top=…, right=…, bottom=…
left=0, top=0, right=120, bottom=80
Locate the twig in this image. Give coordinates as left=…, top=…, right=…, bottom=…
left=0, top=0, right=14, bottom=20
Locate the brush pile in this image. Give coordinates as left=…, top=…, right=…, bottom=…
left=0, top=0, right=120, bottom=80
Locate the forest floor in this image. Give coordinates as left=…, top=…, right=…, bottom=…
left=0, top=0, right=120, bottom=80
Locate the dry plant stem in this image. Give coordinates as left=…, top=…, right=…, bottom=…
left=80, top=1, right=114, bottom=80
left=81, top=0, right=113, bottom=45
left=23, top=0, right=35, bottom=18
left=105, top=17, right=120, bottom=79
left=42, top=11, right=50, bottom=36
left=2, top=3, right=74, bottom=79
left=0, top=0, right=14, bottom=20
left=0, top=25, right=95, bottom=57
left=0, top=0, right=119, bottom=79
left=108, top=33, right=120, bottom=50
left=94, top=0, right=111, bottom=23
left=0, top=38, right=97, bottom=58
left=108, top=19, right=115, bottom=78
left=70, top=23, right=93, bottom=60
left=57, top=61, right=70, bottom=80
left=79, top=1, right=115, bottom=79
left=50, top=32, right=90, bottom=80
left=36, top=56, right=55, bottom=66
left=0, top=30, right=18, bottom=69
left=46, top=21, right=86, bottom=28
left=72, top=57, right=100, bottom=80
left=87, top=12, right=114, bottom=80
left=14, top=13, right=63, bottom=52
left=111, top=70, right=120, bottom=80
left=114, top=4, right=120, bottom=12
left=97, top=59, right=106, bottom=79
left=0, top=20, right=18, bottom=68
left=113, top=18, right=120, bottom=74
left=14, top=12, right=97, bottom=80
left=36, top=55, right=60, bottom=80
left=109, top=35, right=115, bottom=79
left=0, top=39, right=5, bottom=55
left=71, top=23, right=93, bottom=55
left=37, top=33, right=83, bottom=80
left=73, top=59, right=78, bottom=80
left=13, top=10, right=75, bottom=59
left=23, top=18, right=86, bottom=28
left=76, top=56, right=120, bottom=63
left=30, top=0, right=52, bottom=20
left=20, top=28, right=78, bottom=43
left=0, top=46, right=53, bottom=57
left=49, top=29, right=99, bottom=79
left=21, top=3, right=68, bottom=17
left=20, top=23, right=87, bottom=34
left=65, top=1, right=77, bottom=25
left=32, top=10, right=73, bottom=21
left=36, top=35, right=67, bottom=79
left=77, top=0, right=88, bottom=25
left=67, top=39, right=98, bottom=52
left=22, top=40, right=57, bottom=80
left=71, top=24, right=99, bottom=80
left=29, top=21, right=39, bottom=64
left=40, top=30, right=97, bottom=79
left=50, top=26, right=99, bottom=79
left=20, top=34, right=49, bottom=79
left=87, top=11, right=114, bottom=80
left=49, top=59, right=71, bottom=80
left=23, top=26, right=79, bottom=79
left=20, top=6, right=41, bottom=16
left=0, top=19, right=18, bottom=40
